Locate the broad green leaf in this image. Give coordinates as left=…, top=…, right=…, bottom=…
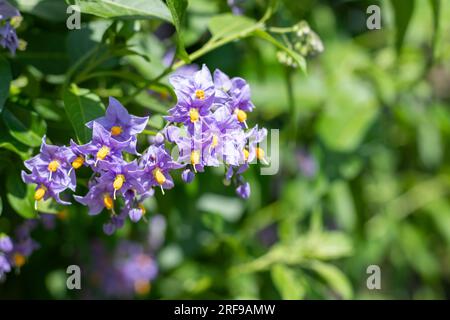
left=0, top=117, right=31, bottom=160
left=167, top=0, right=190, bottom=63
left=252, top=30, right=307, bottom=73
left=72, top=0, right=172, bottom=22
left=6, top=171, right=37, bottom=219
left=271, top=264, right=305, bottom=299
left=418, top=118, right=442, bottom=168
left=0, top=56, right=12, bottom=112
left=307, top=261, right=353, bottom=299
left=15, top=0, right=68, bottom=22
left=316, top=79, right=377, bottom=152
left=208, top=13, right=256, bottom=40
left=2, top=108, right=47, bottom=148
left=429, top=0, right=441, bottom=58
left=63, top=84, right=105, bottom=143
left=330, top=180, right=356, bottom=232
left=390, top=0, right=415, bottom=52
left=197, top=193, right=244, bottom=222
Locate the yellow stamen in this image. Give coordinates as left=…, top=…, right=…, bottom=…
left=195, top=89, right=205, bottom=100
left=103, top=194, right=114, bottom=210
left=190, top=150, right=200, bottom=165
left=138, top=204, right=146, bottom=215
left=113, top=174, right=125, bottom=190
left=256, top=147, right=265, bottom=160
left=236, top=109, right=247, bottom=123
left=243, top=149, right=250, bottom=161
left=152, top=168, right=166, bottom=185
left=134, top=280, right=151, bottom=295
left=34, top=186, right=46, bottom=201
left=13, top=253, right=26, bottom=268
left=72, top=156, right=84, bottom=169
left=189, top=108, right=200, bottom=123
left=211, top=135, right=219, bottom=148
left=111, top=126, right=122, bottom=136
left=47, top=160, right=59, bottom=172
left=96, top=146, right=110, bottom=163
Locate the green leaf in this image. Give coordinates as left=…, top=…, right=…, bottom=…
left=252, top=30, right=307, bottom=73
left=0, top=56, right=12, bottom=113
left=208, top=13, right=256, bottom=40
left=271, top=264, right=305, bottom=299
left=2, top=108, right=47, bottom=148
left=63, top=84, right=105, bottom=143
left=307, top=261, right=353, bottom=299
left=0, top=196, right=3, bottom=217
left=73, top=0, right=172, bottom=22
left=330, top=180, right=356, bottom=232
left=390, top=0, right=415, bottom=53
left=167, top=0, right=190, bottom=63
left=6, top=171, right=37, bottom=219
left=316, top=80, right=377, bottom=152
left=429, top=0, right=441, bottom=57
left=15, top=0, right=68, bottom=22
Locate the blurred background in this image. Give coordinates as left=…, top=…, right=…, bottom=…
left=0, top=0, right=449, bottom=299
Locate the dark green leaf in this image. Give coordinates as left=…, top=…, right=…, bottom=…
left=2, top=108, right=47, bottom=148
left=63, top=84, right=105, bottom=143
left=6, top=171, right=37, bottom=219
left=167, top=0, right=190, bottom=63
left=73, top=0, right=172, bottom=22
left=390, top=0, right=415, bottom=53
left=0, top=56, right=12, bottom=113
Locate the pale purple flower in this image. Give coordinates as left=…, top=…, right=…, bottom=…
left=97, top=160, right=145, bottom=200
left=213, top=69, right=254, bottom=113
left=181, top=168, right=194, bottom=183
left=141, top=145, right=183, bottom=194
left=0, top=234, right=12, bottom=252
left=236, top=181, right=250, bottom=199
left=0, top=1, right=20, bottom=20
left=74, top=179, right=114, bottom=215
left=24, top=136, right=76, bottom=190
left=86, top=97, right=149, bottom=155
left=21, top=168, right=71, bottom=206
left=166, top=65, right=215, bottom=133
left=77, top=122, right=130, bottom=167
left=0, top=21, right=18, bottom=54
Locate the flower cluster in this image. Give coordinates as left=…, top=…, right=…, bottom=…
left=0, top=0, right=22, bottom=55
left=85, top=239, right=159, bottom=298
left=21, top=65, right=268, bottom=234
left=0, top=216, right=49, bottom=280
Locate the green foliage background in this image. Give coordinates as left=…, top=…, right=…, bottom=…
left=0, top=0, right=449, bottom=299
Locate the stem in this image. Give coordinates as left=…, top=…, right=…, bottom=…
left=142, top=129, right=158, bottom=136
left=268, top=26, right=294, bottom=33
left=285, top=67, right=297, bottom=147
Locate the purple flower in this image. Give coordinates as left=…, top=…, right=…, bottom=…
left=203, top=106, right=242, bottom=166
left=103, top=210, right=127, bottom=235
left=296, top=149, right=317, bottom=178
left=0, top=21, right=18, bottom=54
left=166, top=65, right=215, bottom=133
left=97, top=160, right=145, bottom=200
left=0, top=234, right=12, bottom=252
left=245, top=125, right=268, bottom=164
left=181, top=168, right=195, bottom=183
left=0, top=1, right=20, bottom=20
left=236, top=182, right=250, bottom=199
left=22, top=167, right=71, bottom=208
left=227, top=0, right=245, bottom=15
left=213, top=69, right=254, bottom=126
left=24, top=136, right=76, bottom=190
left=86, top=97, right=149, bottom=155
left=0, top=255, right=11, bottom=279
left=141, top=145, right=183, bottom=194
left=74, top=179, right=115, bottom=215
left=77, top=122, right=130, bottom=168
